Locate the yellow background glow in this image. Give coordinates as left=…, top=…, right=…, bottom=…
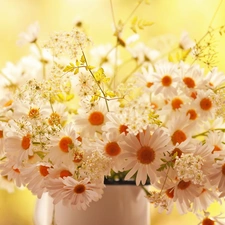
left=0, top=0, right=225, bottom=224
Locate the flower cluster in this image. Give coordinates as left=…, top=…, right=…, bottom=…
left=1, top=1, right=225, bottom=224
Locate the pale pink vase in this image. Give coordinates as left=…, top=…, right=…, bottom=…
left=34, top=185, right=150, bottom=225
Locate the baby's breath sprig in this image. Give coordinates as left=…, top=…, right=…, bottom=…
left=192, top=27, right=220, bottom=69
left=80, top=50, right=110, bottom=112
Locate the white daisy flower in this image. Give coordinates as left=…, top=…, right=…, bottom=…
left=208, top=158, right=225, bottom=197
left=47, top=123, right=79, bottom=165
left=178, top=62, right=207, bottom=92
left=74, top=99, right=108, bottom=136
left=135, top=65, right=155, bottom=92
left=192, top=188, right=221, bottom=213
left=120, top=126, right=172, bottom=185
left=179, top=102, right=200, bottom=124
left=17, top=21, right=40, bottom=46
left=102, top=112, right=129, bottom=137
left=42, top=103, right=68, bottom=127
left=0, top=122, right=5, bottom=158
left=128, top=42, right=160, bottom=64
left=205, top=131, right=225, bottom=154
left=173, top=180, right=202, bottom=210
left=46, top=177, right=104, bottom=210
left=0, top=159, right=25, bottom=187
left=4, top=125, right=34, bottom=165
left=22, top=162, right=51, bottom=198
left=197, top=211, right=225, bottom=225
left=205, top=67, right=225, bottom=89
left=179, top=31, right=195, bottom=50
left=92, top=131, right=124, bottom=172
left=166, top=113, right=196, bottom=146
left=151, top=61, right=180, bottom=97
left=193, top=90, right=216, bottom=119
left=47, top=165, right=74, bottom=179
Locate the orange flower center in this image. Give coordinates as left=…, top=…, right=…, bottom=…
left=0, top=130, right=3, bottom=138
left=88, top=111, right=104, bottom=125
left=150, top=102, right=158, bottom=109
left=39, top=165, right=49, bottom=177
left=166, top=188, right=174, bottom=198
left=161, top=75, right=172, bottom=86
left=105, top=142, right=121, bottom=157
left=13, top=168, right=20, bottom=173
left=178, top=180, right=191, bottom=190
left=119, top=124, right=128, bottom=135
left=76, top=136, right=82, bottom=143
left=137, top=146, right=155, bottom=164
left=171, top=148, right=183, bottom=158
left=28, top=108, right=40, bottom=119
left=202, top=218, right=215, bottom=225
left=21, top=134, right=31, bottom=150
left=190, top=91, right=197, bottom=99
left=60, top=170, right=72, bottom=178
left=59, top=136, right=73, bottom=153
left=73, top=152, right=83, bottom=163
left=200, top=98, right=212, bottom=111
left=74, top=184, right=86, bottom=194
left=171, top=130, right=186, bottom=145
left=171, top=98, right=183, bottom=110
left=146, top=82, right=154, bottom=88
left=48, top=112, right=61, bottom=126
left=186, top=109, right=197, bottom=120
left=221, top=164, right=225, bottom=175
left=183, top=77, right=195, bottom=88
left=212, top=145, right=221, bottom=154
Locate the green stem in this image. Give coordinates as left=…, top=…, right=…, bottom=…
left=0, top=71, right=14, bottom=84
left=81, top=50, right=110, bottom=112
left=192, top=128, right=225, bottom=139
left=123, top=0, right=144, bottom=26
left=140, top=185, right=151, bottom=196
left=121, top=62, right=143, bottom=83
left=34, top=42, right=46, bottom=79
left=160, top=166, right=171, bottom=195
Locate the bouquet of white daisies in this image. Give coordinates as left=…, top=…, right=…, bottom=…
left=1, top=1, right=225, bottom=224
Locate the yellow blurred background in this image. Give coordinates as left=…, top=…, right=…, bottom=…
left=1, top=0, right=225, bottom=224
